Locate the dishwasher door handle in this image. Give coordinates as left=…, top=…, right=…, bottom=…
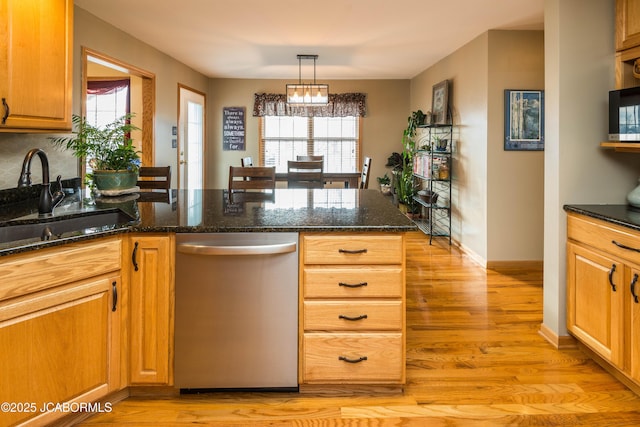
left=177, top=241, right=297, bottom=256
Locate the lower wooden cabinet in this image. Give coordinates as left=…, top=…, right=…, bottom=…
left=299, top=232, right=406, bottom=387
left=302, top=333, right=404, bottom=383
left=567, top=212, right=640, bottom=387
left=0, top=238, right=122, bottom=427
left=128, top=234, right=175, bottom=385
left=567, top=242, right=624, bottom=368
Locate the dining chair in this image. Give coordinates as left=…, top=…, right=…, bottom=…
left=137, top=166, right=171, bottom=191
left=359, top=157, right=372, bottom=189
left=228, top=166, right=276, bottom=191
left=287, top=160, right=324, bottom=188
left=240, top=156, right=253, bottom=167
left=296, top=155, right=324, bottom=162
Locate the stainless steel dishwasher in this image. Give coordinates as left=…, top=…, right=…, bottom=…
left=174, top=232, right=299, bottom=391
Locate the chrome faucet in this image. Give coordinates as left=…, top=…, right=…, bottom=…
left=17, top=148, right=65, bottom=215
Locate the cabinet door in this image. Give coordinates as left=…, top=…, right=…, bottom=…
left=567, top=242, right=624, bottom=368
left=617, top=0, right=640, bottom=51
left=129, top=234, right=174, bottom=384
left=0, top=0, right=73, bottom=131
left=628, top=266, right=640, bottom=380
left=0, top=275, right=120, bottom=427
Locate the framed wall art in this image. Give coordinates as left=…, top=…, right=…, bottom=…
left=504, top=90, right=544, bottom=151
left=431, top=80, right=450, bottom=124
left=223, top=106, right=246, bottom=151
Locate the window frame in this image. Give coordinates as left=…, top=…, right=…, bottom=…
left=258, top=116, right=362, bottom=173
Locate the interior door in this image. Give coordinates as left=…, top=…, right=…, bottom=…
left=178, top=85, right=205, bottom=189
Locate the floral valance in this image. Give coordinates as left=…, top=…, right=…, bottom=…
left=253, top=93, right=367, bottom=117
left=87, top=78, right=130, bottom=96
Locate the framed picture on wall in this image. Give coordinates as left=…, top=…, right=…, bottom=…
left=431, top=80, right=450, bottom=124
left=504, top=90, right=544, bottom=151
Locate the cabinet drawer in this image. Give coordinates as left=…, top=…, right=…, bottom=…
left=302, top=234, right=403, bottom=265
left=302, top=333, right=403, bottom=383
left=304, top=301, right=402, bottom=331
left=0, top=237, right=121, bottom=302
left=568, top=214, right=640, bottom=265
left=303, top=266, right=403, bottom=298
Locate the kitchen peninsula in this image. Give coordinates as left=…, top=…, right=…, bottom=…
left=0, top=188, right=415, bottom=427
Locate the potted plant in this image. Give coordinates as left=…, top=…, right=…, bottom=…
left=377, top=173, right=392, bottom=195
left=51, top=114, right=141, bottom=191
left=395, top=110, right=423, bottom=215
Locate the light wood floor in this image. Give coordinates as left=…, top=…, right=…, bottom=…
left=81, top=232, right=640, bottom=426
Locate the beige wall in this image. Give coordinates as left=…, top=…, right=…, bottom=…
left=206, top=78, right=409, bottom=189
left=411, top=34, right=487, bottom=262
left=543, top=0, right=638, bottom=337
left=74, top=6, right=210, bottom=188
left=411, top=34, right=490, bottom=262
left=0, top=7, right=210, bottom=190
left=487, top=30, right=545, bottom=262
left=410, top=30, right=545, bottom=264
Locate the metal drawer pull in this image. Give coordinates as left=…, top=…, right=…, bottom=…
left=339, top=356, right=368, bottom=363
left=609, top=264, right=617, bottom=292
left=339, top=314, right=368, bottom=321
left=132, top=241, right=139, bottom=271
left=632, top=274, right=639, bottom=304
left=1, top=98, right=9, bottom=124
left=612, top=240, right=640, bottom=253
left=112, top=281, right=118, bottom=312
left=339, top=248, right=367, bottom=254
left=339, top=282, right=368, bottom=288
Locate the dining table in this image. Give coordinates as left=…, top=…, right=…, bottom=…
left=275, top=171, right=361, bottom=188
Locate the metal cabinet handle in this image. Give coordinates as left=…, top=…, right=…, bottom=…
left=339, top=248, right=367, bottom=254
left=338, top=282, right=368, bottom=288
left=612, top=240, right=640, bottom=253
left=608, top=264, right=617, bottom=292
left=338, top=356, right=368, bottom=363
left=132, top=241, right=139, bottom=271
left=1, top=98, right=8, bottom=124
left=339, top=314, right=368, bottom=321
left=177, top=241, right=296, bottom=256
left=631, top=274, right=639, bottom=304
left=112, top=281, right=118, bottom=312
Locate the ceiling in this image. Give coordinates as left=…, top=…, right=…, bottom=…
left=74, top=0, right=544, bottom=80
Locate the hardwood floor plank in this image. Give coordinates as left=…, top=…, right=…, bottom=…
left=79, top=233, right=640, bottom=426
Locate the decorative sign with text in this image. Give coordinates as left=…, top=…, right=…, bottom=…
left=223, top=107, right=245, bottom=151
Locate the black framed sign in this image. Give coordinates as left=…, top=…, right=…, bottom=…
left=223, top=107, right=245, bottom=151
left=504, top=90, right=544, bottom=151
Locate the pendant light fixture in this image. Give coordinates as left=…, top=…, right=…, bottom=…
left=286, top=54, right=329, bottom=105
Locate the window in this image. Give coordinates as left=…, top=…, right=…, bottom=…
left=260, top=115, right=361, bottom=173
left=85, top=79, right=130, bottom=173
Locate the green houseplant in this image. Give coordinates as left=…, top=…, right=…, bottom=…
left=395, top=110, right=425, bottom=214
left=377, top=173, right=392, bottom=195
left=51, top=114, right=141, bottom=191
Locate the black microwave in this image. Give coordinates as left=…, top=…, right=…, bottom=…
left=609, top=86, right=640, bottom=141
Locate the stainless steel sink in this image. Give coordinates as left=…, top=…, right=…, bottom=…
left=0, top=210, right=134, bottom=244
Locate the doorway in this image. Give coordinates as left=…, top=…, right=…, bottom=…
left=178, top=85, right=206, bottom=190
left=81, top=47, right=155, bottom=177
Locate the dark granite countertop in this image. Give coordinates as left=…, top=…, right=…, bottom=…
left=0, top=188, right=416, bottom=256
left=564, top=204, right=640, bottom=232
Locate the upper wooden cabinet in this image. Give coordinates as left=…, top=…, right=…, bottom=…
left=617, top=0, right=640, bottom=51
left=0, top=0, right=73, bottom=132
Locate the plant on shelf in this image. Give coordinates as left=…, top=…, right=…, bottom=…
left=51, top=114, right=141, bottom=191
left=395, top=110, right=425, bottom=215
left=377, top=173, right=392, bottom=195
